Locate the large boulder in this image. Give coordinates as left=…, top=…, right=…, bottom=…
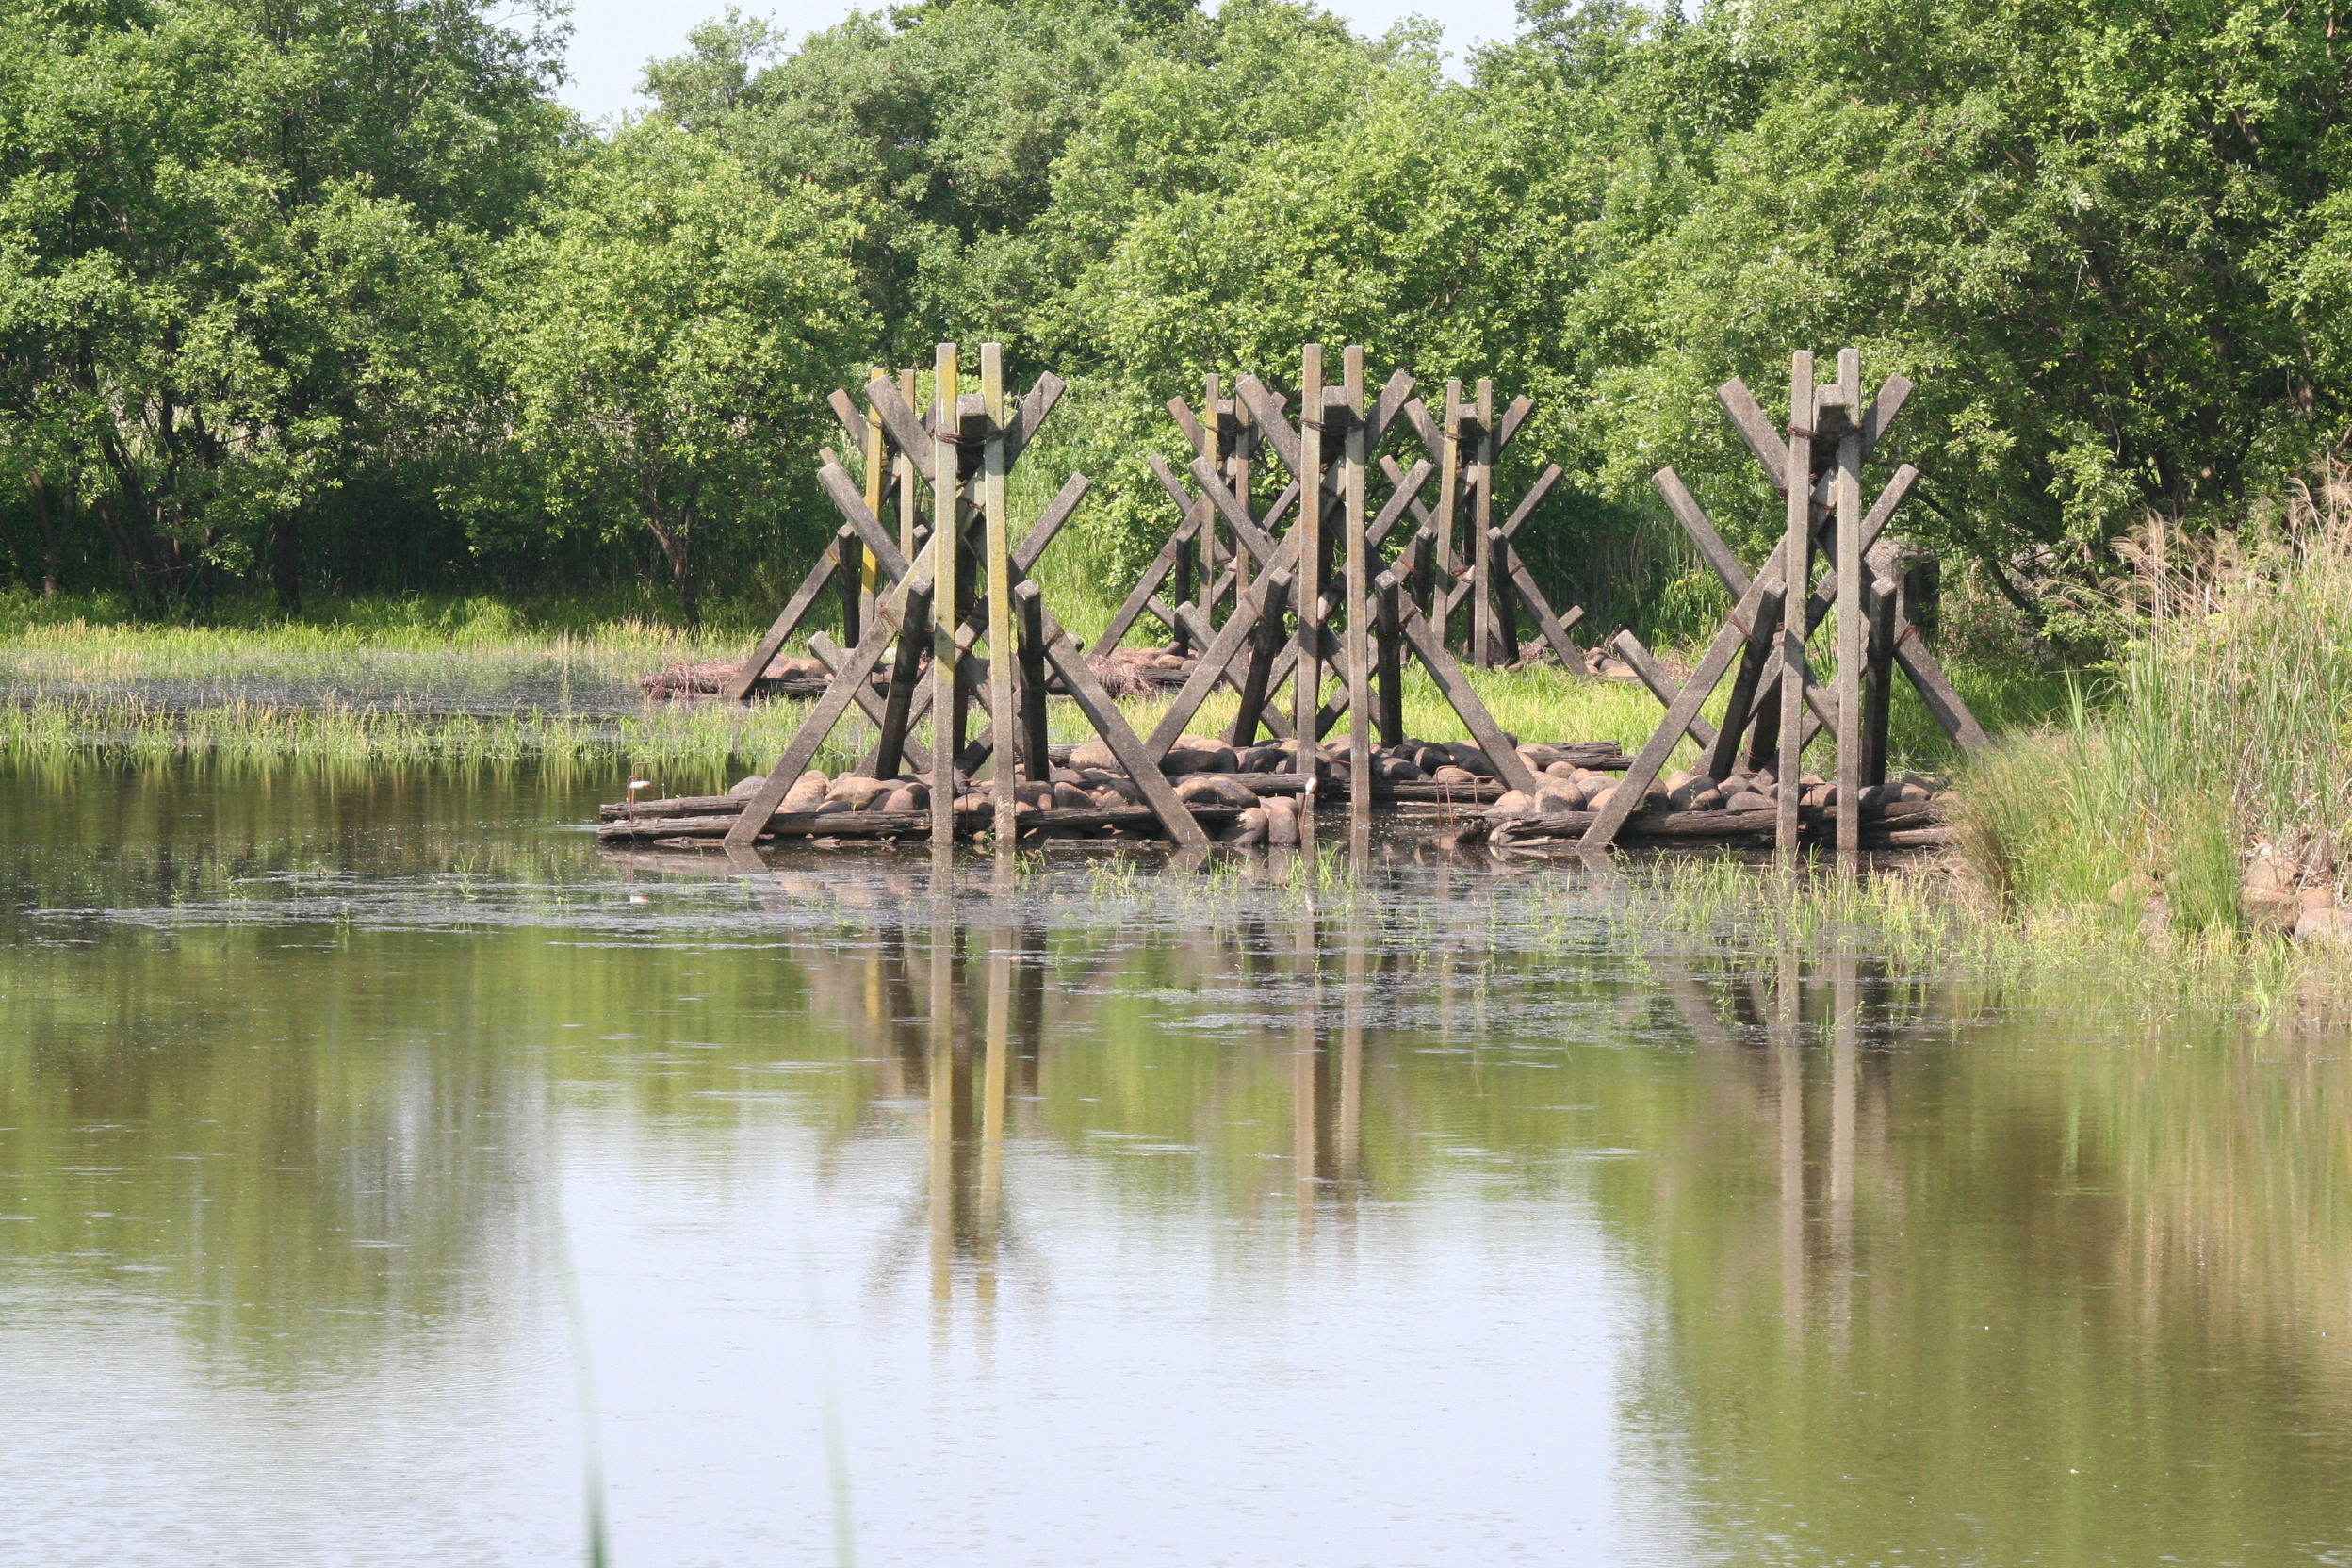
left=1533, top=781, right=1585, bottom=815
left=1175, top=774, right=1258, bottom=808
left=779, top=771, right=830, bottom=813
left=1218, top=808, right=1270, bottom=845
left=825, top=775, right=894, bottom=810
left=1163, top=735, right=1238, bottom=776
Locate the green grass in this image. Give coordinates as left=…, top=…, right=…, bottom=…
left=1956, top=479, right=2352, bottom=938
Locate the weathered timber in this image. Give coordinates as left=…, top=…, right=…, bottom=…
left=726, top=525, right=852, bottom=702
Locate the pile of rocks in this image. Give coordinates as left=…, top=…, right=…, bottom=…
left=2120, top=845, right=2352, bottom=943
left=1483, top=765, right=1942, bottom=824
left=596, top=730, right=1634, bottom=844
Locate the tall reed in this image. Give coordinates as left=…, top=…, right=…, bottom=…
left=1960, top=455, right=2352, bottom=931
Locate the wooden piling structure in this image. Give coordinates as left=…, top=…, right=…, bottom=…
left=1584, top=345, right=1990, bottom=858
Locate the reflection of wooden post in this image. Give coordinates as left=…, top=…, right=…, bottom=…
left=979, top=924, right=1011, bottom=1325
left=982, top=344, right=1016, bottom=841
left=1775, top=937, right=1805, bottom=1334
left=1339, top=910, right=1364, bottom=1216
left=1829, top=950, right=1858, bottom=1328
left=928, top=912, right=957, bottom=1330
left=931, top=343, right=959, bottom=849
left=1294, top=912, right=1319, bottom=1240
left=1294, top=346, right=1325, bottom=830
left=1343, top=347, right=1372, bottom=841
left=1777, top=352, right=1814, bottom=857
left=1835, top=348, right=1863, bottom=858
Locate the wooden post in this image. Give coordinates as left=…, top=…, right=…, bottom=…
left=1777, top=352, right=1814, bottom=857
left=1015, top=580, right=1051, bottom=782
left=1435, top=378, right=1462, bottom=625
left=861, top=363, right=888, bottom=632
left=1343, top=346, right=1373, bottom=837
left=898, top=368, right=921, bottom=559
left=982, top=344, right=1016, bottom=841
left=1294, top=344, right=1324, bottom=790
left=1229, top=570, right=1292, bottom=747
left=1230, top=383, right=1254, bottom=606
left=1861, top=558, right=1899, bottom=787
left=931, top=343, right=959, bottom=849
left=1472, top=378, right=1495, bottom=667
left=836, top=527, right=863, bottom=651
left=873, top=584, right=932, bottom=779
left=1834, top=347, right=1863, bottom=857
left=1201, top=372, right=1223, bottom=630
left=1374, top=569, right=1405, bottom=748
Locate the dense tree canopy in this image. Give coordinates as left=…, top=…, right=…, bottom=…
left=4, top=0, right=2349, bottom=645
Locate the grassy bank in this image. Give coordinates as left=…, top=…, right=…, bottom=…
left=3, top=584, right=2044, bottom=782
left=1959, top=470, right=2352, bottom=939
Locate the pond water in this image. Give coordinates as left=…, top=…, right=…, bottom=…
left=3, top=760, right=2348, bottom=1567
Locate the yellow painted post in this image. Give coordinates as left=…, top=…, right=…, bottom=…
left=982, top=343, right=1016, bottom=842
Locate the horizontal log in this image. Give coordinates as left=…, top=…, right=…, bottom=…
left=601, top=803, right=1247, bottom=843
left=1488, top=796, right=1947, bottom=847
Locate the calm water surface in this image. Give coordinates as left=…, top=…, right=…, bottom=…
left=2, top=760, right=2347, bottom=1566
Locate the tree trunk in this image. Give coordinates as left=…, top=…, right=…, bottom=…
left=273, top=504, right=303, bottom=613
left=642, top=467, right=699, bottom=629
left=26, top=472, right=65, bottom=597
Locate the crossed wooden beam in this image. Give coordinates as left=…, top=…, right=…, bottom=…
left=724, top=364, right=1067, bottom=704
left=1584, top=351, right=1990, bottom=854
left=722, top=345, right=1210, bottom=850
left=1120, top=346, right=1552, bottom=829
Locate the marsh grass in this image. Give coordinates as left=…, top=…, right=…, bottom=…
left=1959, top=459, right=2352, bottom=937
left=1610, top=850, right=2352, bottom=1027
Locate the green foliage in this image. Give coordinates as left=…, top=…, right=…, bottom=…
left=489, top=119, right=871, bottom=626
left=4, top=0, right=2352, bottom=663
left=0, top=0, right=570, bottom=607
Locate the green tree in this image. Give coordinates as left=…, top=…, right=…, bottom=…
left=690, top=0, right=1173, bottom=366
left=1536, top=0, right=2352, bottom=639
left=493, top=119, right=872, bottom=626
left=0, top=0, right=568, bottom=607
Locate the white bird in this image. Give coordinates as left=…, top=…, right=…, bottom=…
left=626, top=775, right=651, bottom=803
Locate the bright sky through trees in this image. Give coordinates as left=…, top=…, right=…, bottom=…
left=557, top=0, right=1516, bottom=120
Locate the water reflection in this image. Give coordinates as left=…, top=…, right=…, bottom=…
left=1, top=760, right=2349, bottom=1564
